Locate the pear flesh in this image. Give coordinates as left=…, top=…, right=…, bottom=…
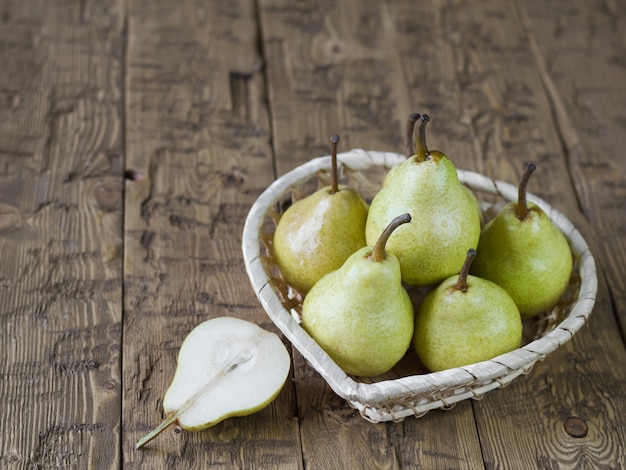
left=414, top=261, right=523, bottom=372
left=302, top=214, right=414, bottom=377
left=471, top=201, right=572, bottom=319
left=136, top=317, right=291, bottom=449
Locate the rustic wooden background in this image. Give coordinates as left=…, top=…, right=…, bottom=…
left=1, top=0, right=625, bottom=468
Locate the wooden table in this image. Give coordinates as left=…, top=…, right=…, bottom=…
left=2, top=0, right=625, bottom=468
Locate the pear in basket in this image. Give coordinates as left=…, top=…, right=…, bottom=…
left=273, top=135, right=368, bottom=295
left=302, top=214, right=414, bottom=377
left=366, top=114, right=481, bottom=287
left=413, top=249, right=522, bottom=372
left=470, top=163, right=573, bottom=319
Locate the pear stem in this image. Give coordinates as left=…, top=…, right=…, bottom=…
left=517, top=163, right=537, bottom=220
left=455, top=249, right=477, bottom=292
left=135, top=414, right=179, bottom=450
left=404, top=113, right=420, bottom=158
left=414, top=114, right=431, bottom=162
left=135, top=349, right=254, bottom=450
left=370, top=213, right=412, bottom=262
left=330, top=134, right=340, bottom=194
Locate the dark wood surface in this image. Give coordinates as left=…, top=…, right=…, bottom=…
left=1, top=0, right=625, bottom=468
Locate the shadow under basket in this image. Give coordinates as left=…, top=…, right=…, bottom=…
left=242, top=149, right=597, bottom=423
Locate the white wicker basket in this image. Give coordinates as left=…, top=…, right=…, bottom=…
left=242, top=149, right=597, bottom=423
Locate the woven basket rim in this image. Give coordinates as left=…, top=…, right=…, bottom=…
left=242, top=149, right=597, bottom=420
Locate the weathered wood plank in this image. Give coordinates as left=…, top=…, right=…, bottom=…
left=516, top=0, right=626, bottom=340
left=0, top=0, right=124, bottom=468
left=500, top=1, right=626, bottom=466
left=2, top=0, right=624, bottom=468
left=258, top=1, right=485, bottom=468
left=392, top=0, right=626, bottom=467
left=122, top=1, right=302, bottom=467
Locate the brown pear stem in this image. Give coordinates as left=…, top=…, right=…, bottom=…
left=330, top=134, right=340, bottom=194
left=414, top=114, right=431, bottom=162
left=370, top=213, right=412, bottom=262
left=455, top=249, right=477, bottom=292
left=517, top=162, right=536, bottom=220
left=404, top=113, right=420, bottom=158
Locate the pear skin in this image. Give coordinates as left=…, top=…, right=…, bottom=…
left=273, top=184, right=368, bottom=294
left=302, top=214, right=414, bottom=377
left=470, top=164, right=573, bottom=319
left=366, top=115, right=481, bottom=287
left=463, top=185, right=485, bottom=227
left=367, top=154, right=481, bottom=287
left=471, top=201, right=572, bottom=319
left=273, top=135, right=368, bottom=295
left=414, top=250, right=522, bottom=372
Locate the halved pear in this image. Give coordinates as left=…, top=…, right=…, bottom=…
left=135, top=317, right=291, bottom=449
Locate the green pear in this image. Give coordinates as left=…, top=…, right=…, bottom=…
left=413, top=249, right=522, bottom=372
left=302, top=214, right=414, bottom=377
left=471, top=163, right=573, bottom=319
left=273, top=135, right=369, bottom=295
left=366, top=114, right=481, bottom=286
left=135, top=317, right=291, bottom=449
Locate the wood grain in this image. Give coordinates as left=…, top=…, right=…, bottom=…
left=1, top=0, right=625, bottom=467
left=473, top=1, right=626, bottom=466
left=0, top=0, right=124, bottom=468
left=516, top=0, right=626, bottom=342
left=122, top=0, right=301, bottom=468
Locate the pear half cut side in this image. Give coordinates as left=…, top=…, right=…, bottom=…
left=135, top=317, right=291, bottom=449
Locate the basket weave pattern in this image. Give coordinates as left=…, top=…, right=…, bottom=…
left=242, top=150, right=597, bottom=423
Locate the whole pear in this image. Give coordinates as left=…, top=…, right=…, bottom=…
left=302, top=214, right=414, bottom=377
left=414, top=249, right=522, bottom=372
left=274, top=135, right=368, bottom=295
left=366, top=114, right=481, bottom=286
left=471, top=163, right=572, bottom=319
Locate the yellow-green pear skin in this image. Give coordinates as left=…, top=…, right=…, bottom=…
left=301, top=245, right=414, bottom=377
left=366, top=156, right=481, bottom=287
left=463, top=185, right=485, bottom=227
left=385, top=166, right=483, bottom=224
left=413, top=274, right=522, bottom=372
left=382, top=163, right=399, bottom=187
left=471, top=202, right=572, bottom=319
left=273, top=184, right=368, bottom=295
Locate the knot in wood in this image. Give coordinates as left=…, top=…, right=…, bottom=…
left=564, top=416, right=588, bottom=438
